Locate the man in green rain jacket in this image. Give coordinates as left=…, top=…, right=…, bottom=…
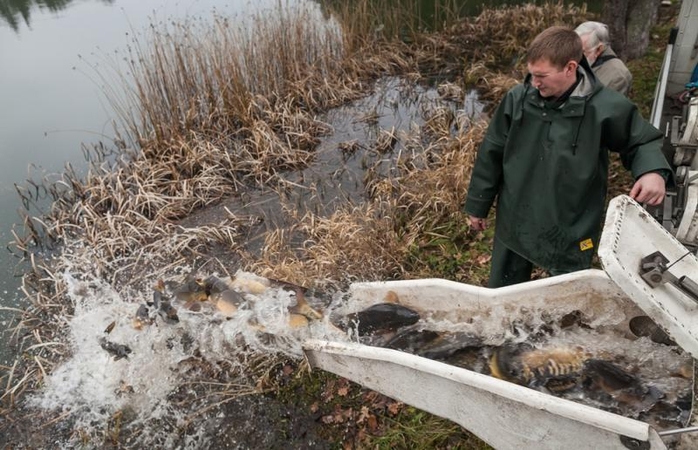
left=464, top=26, right=671, bottom=288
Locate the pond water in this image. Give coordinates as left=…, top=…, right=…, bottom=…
left=0, top=0, right=603, bottom=362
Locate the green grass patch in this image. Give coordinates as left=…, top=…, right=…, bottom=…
left=366, top=406, right=493, bottom=450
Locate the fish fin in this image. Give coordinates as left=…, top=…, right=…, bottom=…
left=289, top=289, right=323, bottom=320
left=383, top=290, right=400, bottom=303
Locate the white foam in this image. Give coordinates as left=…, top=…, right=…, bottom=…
left=30, top=269, right=348, bottom=442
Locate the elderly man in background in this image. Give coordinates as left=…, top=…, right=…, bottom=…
left=575, top=21, right=633, bottom=96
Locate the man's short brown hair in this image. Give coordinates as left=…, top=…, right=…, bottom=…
left=526, top=26, right=583, bottom=69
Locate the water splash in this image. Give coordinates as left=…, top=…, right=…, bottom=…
left=29, top=270, right=348, bottom=446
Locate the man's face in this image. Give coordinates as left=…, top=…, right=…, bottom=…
left=527, top=58, right=578, bottom=99
left=580, top=34, right=603, bottom=65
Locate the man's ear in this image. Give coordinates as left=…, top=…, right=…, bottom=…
left=566, top=60, right=579, bottom=74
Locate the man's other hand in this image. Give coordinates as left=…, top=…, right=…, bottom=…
left=469, top=216, right=488, bottom=231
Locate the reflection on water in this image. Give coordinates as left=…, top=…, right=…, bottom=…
left=317, top=0, right=602, bottom=31
left=0, top=0, right=114, bottom=31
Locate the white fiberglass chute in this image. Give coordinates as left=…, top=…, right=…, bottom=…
left=303, top=195, right=698, bottom=450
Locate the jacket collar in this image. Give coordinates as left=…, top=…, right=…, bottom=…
left=572, top=57, right=598, bottom=97
left=592, top=47, right=619, bottom=68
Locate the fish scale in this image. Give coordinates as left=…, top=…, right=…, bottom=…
left=492, top=344, right=591, bottom=388
left=525, top=358, right=585, bottom=382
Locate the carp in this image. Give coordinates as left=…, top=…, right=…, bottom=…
left=383, top=328, right=485, bottom=369
left=230, top=275, right=269, bottom=295
left=384, top=328, right=442, bottom=352
left=158, top=300, right=180, bottom=324
left=582, top=359, right=660, bottom=402
left=203, top=275, right=233, bottom=295
left=288, top=289, right=323, bottom=321
left=172, top=276, right=208, bottom=303
left=415, top=332, right=484, bottom=360
left=150, top=280, right=179, bottom=324
left=132, top=304, right=151, bottom=330
left=629, top=315, right=676, bottom=346
left=210, top=289, right=246, bottom=317
left=489, top=342, right=666, bottom=411
left=340, top=303, right=420, bottom=335
left=490, top=343, right=589, bottom=392
left=288, top=313, right=310, bottom=329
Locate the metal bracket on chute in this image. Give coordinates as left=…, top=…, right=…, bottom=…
left=639, top=250, right=698, bottom=302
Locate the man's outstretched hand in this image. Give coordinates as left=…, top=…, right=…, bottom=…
left=630, top=172, right=666, bottom=206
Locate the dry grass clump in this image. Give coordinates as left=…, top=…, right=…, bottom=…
left=251, top=204, right=406, bottom=289
left=464, top=63, right=522, bottom=105
left=392, top=122, right=486, bottom=226
left=422, top=105, right=456, bottom=137
left=456, top=3, right=592, bottom=71
left=14, top=134, right=251, bottom=266
left=252, top=116, right=487, bottom=288
left=114, top=2, right=426, bottom=158
left=116, top=9, right=344, bottom=143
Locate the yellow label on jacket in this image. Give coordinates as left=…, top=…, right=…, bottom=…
left=579, top=238, right=594, bottom=251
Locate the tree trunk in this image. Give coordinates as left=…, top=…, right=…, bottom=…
left=602, top=0, right=662, bottom=60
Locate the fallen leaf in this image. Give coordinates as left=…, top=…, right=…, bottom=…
left=357, top=406, right=370, bottom=424
left=367, top=415, right=378, bottom=432
left=337, top=386, right=349, bottom=397
left=322, top=380, right=336, bottom=401
left=342, top=407, right=354, bottom=419
left=369, top=393, right=388, bottom=409
left=363, top=391, right=379, bottom=403
left=387, top=401, right=402, bottom=415
left=357, top=428, right=367, bottom=442
left=475, top=254, right=491, bottom=265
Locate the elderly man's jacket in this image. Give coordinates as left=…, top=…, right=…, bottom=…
left=593, top=47, right=632, bottom=96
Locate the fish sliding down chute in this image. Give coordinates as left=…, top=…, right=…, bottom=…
left=304, top=195, right=698, bottom=450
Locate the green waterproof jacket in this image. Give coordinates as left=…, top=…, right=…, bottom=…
left=464, top=63, right=671, bottom=272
